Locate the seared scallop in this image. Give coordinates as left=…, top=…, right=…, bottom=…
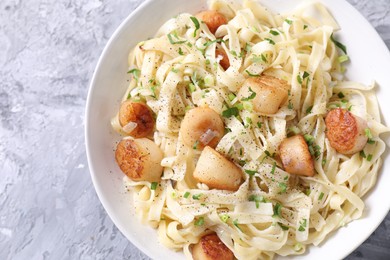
left=238, top=75, right=289, bottom=114
left=192, top=233, right=234, bottom=260
left=325, top=108, right=368, bottom=154
left=193, top=146, right=243, bottom=191
left=180, top=107, right=225, bottom=150
left=119, top=100, right=155, bottom=138
left=196, top=10, right=228, bottom=34
left=115, top=138, right=163, bottom=182
left=279, top=135, right=315, bottom=177
left=215, top=48, right=230, bottom=70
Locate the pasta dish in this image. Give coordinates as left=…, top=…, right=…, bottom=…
left=111, top=0, right=389, bottom=259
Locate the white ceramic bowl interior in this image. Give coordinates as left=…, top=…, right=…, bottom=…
left=85, top=0, right=390, bottom=259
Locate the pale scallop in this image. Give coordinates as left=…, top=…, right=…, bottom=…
left=238, top=75, right=289, bottom=114
left=195, top=10, right=228, bottom=34
left=115, top=138, right=163, bottom=182
left=325, top=108, right=368, bottom=154
left=193, top=146, right=243, bottom=191
left=192, top=233, right=234, bottom=260
left=180, top=107, right=225, bottom=150
left=279, top=135, right=315, bottom=177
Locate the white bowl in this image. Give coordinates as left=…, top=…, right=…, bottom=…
left=85, top=0, right=390, bottom=259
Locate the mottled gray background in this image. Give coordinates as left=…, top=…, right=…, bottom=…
left=0, top=0, right=389, bottom=259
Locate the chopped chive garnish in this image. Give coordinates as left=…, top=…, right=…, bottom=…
left=368, top=139, right=375, bottom=144
left=192, top=193, right=202, bottom=200
left=360, top=150, right=366, bottom=158
left=285, top=19, right=293, bottom=25
left=245, top=70, right=260, bottom=77
left=279, top=182, right=287, bottom=193
left=338, top=92, right=345, bottom=98
left=338, top=55, right=349, bottom=63
left=270, top=29, right=280, bottom=36
left=304, top=134, right=314, bottom=145
left=151, top=182, right=158, bottom=190
left=178, top=47, right=184, bottom=55
left=127, top=68, right=140, bottom=80
left=248, top=195, right=266, bottom=208
left=303, top=24, right=308, bottom=30
left=298, top=218, right=307, bottom=232
left=257, top=122, right=263, bottom=128
left=306, top=105, right=313, bottom=114
left=183, top=191, right=190, bottom=198
left=365, top=128, right=373, bottom=139
left=193, top=140, right=199, bottom=150
left=265, top=38, right=275, bottom=45
left=203, top=38, right=225, bottom=47
left=167, top=33, right=187, bottom=44
left=271, top=162, right=276, bottom=174
left=228, top=93, right=236, bottom=101
left=233, top=219, right=242, bottom=231
left=220, top=214, right=230, bottom=223
left=367, top=154, right=373, bottom=161
left=194, top=217, right=204, bottom=226
left=245, top=43, right=252, bottom=52
left=190, top=16, right=200, bottom=37
left=278, top=222, right=289, bottom=230
left=222, top=107, right=239, bottom=118
left=319, top=192, right=324, bottom=200
left=330, top=33, right=347, bottom=54
left=288, top=101, right=294, bottom=109
left=273, top=203, right=282, bottom=218
left=245, top=169, right=257, bottom=176
left=303, top=71, right=310, bottom=79
left=297, top=74, right=303, bottom=84
left=241, top=87, right=257, bottom=101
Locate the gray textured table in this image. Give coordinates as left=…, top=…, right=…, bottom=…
left=1, top=0, right=389, bottom=259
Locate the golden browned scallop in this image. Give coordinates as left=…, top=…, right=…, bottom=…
left=180, top=107, right=224, bottom=150
left=192, top=233, right=234, bottom=260
left=115, top=138, right=163, bottom=182
left=238, top=75, right=289, bottom=114
left=119, top=100, right=155, bottom=138
left=196, top=10, right=228, bottom=34
left=193, top=146, right=243, bottom=191
left=279, top=135, right=315, bottom=177
left=325, top=108, right=368, bottom=155
left=215, top=48, right=230, bottom=70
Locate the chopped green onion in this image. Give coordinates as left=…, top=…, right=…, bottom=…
left=279, top=182, right=287, bottom=193
left=192, top=193, right=202, bottom=200
left=273, top=203, right=282, bottom=218
left=222, top=107, right=239, bottom=118
left=360, top=150, right=366, bottom=158
left=367, top=154, right=373, bottom=161
left=297, top=74, right=303, bottom=84
left=338, top=92, right=345, bottom=98
left=257, top=122, right=263, bottom=128
left=303, top=24, right=308, bottom=30
left=193, top=140, right=199, bottom=150
left=190, top=16, right=200, bottom=37
left=183, top=191, right=190, bottom=198
left=233, top=219, right=242, bottom=231
left=278, top=222, right=289, bottom=230
left=365, top=128, right=373, bottom=139
left=127, top=68, right=140, bottom=80
left=245, top=169, right=257, bottom=176
left=285, top=19, right=293, bottom=25
left=241, top=87, right=257, bottom=101
left=245, top=70, right=260, bottom=77
left=194, top=217, right=204, bottom=226
left=330, top=33, right=347, bottom=54
left=220, top=214, right=230, bottom=223
left=151, top=182, right=158, bottom=190
left=228, top=93, right=236, bottom=101
left=265, top=38, right=275, bottom=45
left=167, top=33, right=187, bottom=44
left=178, top=47, right=184, bottom=55
left=203, top=38, right=225, bottom=47
left=269, top=29, right=280, bottom=36
left=303, top=71, right=310, bottom=79
left=298, top=218, right=307, bottom=232
left=248, top=195, right=266, bottom=208
left=319, top=192, right=324, bottom=200
left=368, top=139, right=375, bottom=144
left=288, top=101, right=294, bottom=110
left=304, top=134, right=315, bottom=145
left=306, top=105, right=313, bottom=114
left=242, top=101, right=253, bottom=111
left=338, top=55, right=349, bottom=63
left=271, top=162, right=276, bottom=174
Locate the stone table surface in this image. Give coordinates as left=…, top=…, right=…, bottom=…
left=1, top=0, right=389, bottom=259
